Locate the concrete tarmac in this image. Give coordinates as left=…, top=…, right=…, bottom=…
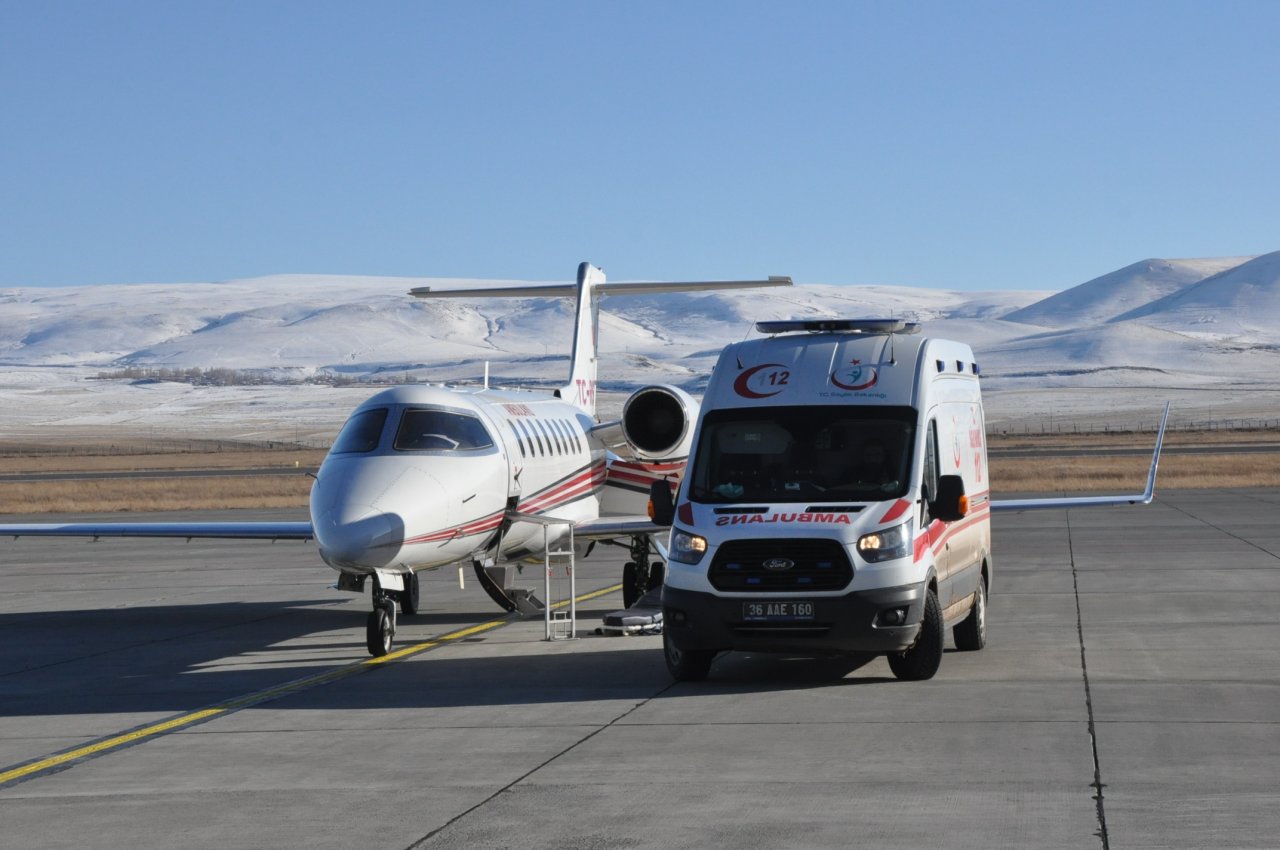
left=0, top=491, right=1277, bottom=849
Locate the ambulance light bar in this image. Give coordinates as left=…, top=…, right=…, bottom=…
left=755, top=319, right=921, bottom=335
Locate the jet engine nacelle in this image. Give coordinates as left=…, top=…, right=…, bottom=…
left=595, top=385, right=699, bottom=461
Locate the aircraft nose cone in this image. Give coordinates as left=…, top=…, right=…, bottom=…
left=314, top=503, right=401, bottom=568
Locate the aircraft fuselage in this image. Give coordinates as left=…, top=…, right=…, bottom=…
left=310, top=384, right=605, bottom=577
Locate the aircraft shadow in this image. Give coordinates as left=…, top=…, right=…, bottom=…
left=0, top=599, right=894, bottom=719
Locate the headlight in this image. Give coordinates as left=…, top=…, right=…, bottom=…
left=669, top=528, right=708, bottom=565
left=856, top=520, right=912, bottom=563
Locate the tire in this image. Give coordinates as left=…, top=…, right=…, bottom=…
left=622, top=562, right=642, bottom=608
left=366, top=607, right=394, bottom=657
left=888, top=588, right=944, bottom=681
left=400, top=571, right=420, bottom=616
left=647, top=562, right=666, bottom=591
left=953, top=576, right=986, bottom=651
left=663, top=628, right=714, bottom=682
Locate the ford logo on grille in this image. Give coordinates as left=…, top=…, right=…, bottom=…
left=762, top=558, right=795, bottom=571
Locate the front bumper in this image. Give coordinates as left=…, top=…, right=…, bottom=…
left=662, top=582, right=927, bottom=655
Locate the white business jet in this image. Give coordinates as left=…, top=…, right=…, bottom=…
left=0, top=263, right=791, bottom=655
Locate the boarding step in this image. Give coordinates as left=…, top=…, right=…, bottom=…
left=508, top=586, right=546, bottom=616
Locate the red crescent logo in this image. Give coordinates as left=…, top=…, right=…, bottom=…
left=830, top=365, right=878, bottom=391
left=733, top=363, right=786, bottom=399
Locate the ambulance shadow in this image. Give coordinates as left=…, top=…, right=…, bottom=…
left=704, top=650, right=888, bottom=685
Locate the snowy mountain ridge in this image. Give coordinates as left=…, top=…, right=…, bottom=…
left=1, top=253, right=1278, bottom=437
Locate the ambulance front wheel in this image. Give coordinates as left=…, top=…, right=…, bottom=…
left=663, top=630, right=714, bottom=682
left=887, top=588, right=943, bottom=681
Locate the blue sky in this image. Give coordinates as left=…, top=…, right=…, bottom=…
left=2, top=1, right=1277, bottom=291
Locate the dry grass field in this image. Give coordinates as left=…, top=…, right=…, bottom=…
left=0, top=430, right=1276, bottom=514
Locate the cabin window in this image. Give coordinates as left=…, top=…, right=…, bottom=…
left=543, top=420, right=561, bottom=455
left=331, top=408, right=388, bottom=454
left=524, top=420, right=545, bottom=456
left=508, top=421, right=527, bottom=458
left=543, top=420, right=559, bottom=455
left=552, top=419, right=569, bottom=454
left=564, top=419, right=582, bottom=453
left=393, top=408, right=495, bottom=452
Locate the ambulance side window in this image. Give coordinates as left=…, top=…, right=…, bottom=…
left=923, top=419, right=939, bottom=504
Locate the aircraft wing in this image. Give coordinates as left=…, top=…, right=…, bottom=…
left=989, top=403, right=1168, bottom=513
left=0, top=521, right=313, bottom=540
left=571, top=516, right=669, bottom=539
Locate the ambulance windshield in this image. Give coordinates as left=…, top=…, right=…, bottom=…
left=688, top=406, right=915, bottom=503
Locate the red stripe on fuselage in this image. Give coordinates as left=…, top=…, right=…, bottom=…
left=517, top=461, right=606, bottom=514
left=402, top=511, right=505, bottom=546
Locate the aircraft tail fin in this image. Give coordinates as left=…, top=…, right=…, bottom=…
left=562, top=262, right=604, bottom=417
left=411, top=263, right=793, bottom=419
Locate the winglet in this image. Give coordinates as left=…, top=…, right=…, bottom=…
left=1140, top=401, right=1171, bottom=504
left=990, top=403, right=1171, bottom=512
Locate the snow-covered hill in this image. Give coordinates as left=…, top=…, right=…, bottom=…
left=1003, top=256, right=1252, bottom=327
left=1113, top=251, right=1280, bottom=339
left=2, top=254, right=1278, bottom=439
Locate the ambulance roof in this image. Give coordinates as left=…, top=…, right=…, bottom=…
left=704, top=323, right=977, bottom=410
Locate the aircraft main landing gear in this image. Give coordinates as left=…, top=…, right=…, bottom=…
left=623, top=536, right=666, bottom=608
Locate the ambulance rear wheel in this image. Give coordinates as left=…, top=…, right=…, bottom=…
left=888, top=588, right=943, bottom=681
left=953, top=576, right=986, bottom=651
left=663, top=630, right=714, bottom=682
left=366, top=607, right=394, bottom=657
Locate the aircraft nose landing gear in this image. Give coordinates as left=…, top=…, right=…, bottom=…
left=367, top=597, right=396, bottom=657
left=365, top=573, right=399, bottom=658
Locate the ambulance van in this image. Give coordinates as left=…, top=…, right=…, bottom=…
left=661, top=319, right=991, bottom=681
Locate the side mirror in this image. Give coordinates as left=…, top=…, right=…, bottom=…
left=647, top=478, right=675, bottom=526
left=931, top=474, right=969, bottom=522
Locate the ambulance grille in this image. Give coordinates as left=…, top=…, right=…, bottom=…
left=709, top=538, right=853, bottom=592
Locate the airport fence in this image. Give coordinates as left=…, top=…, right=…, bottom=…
left=989, top=416, right=1280, bottom=436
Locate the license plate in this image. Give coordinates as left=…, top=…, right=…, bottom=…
left=741, top=600, right=815, bottom=622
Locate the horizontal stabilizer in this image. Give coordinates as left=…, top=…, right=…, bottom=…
left=410, top=276, right=792, bottom=299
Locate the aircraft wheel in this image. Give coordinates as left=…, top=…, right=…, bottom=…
left=622, top=561, right=642, bottom=608
left=400, top=572, right=420, bottom=616
left=663, top=629, right=714, bottom=682
left=647, top=562, right=666, bottom=591
left=366, top=607, right=394, bottom=657
left=953, top=576, right=986, bottom=651
left=887, top=588, right=943, bottom=681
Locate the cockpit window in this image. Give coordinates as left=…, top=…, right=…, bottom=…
left=689, top=405, right=916, bottom=503
left=331, top=408, right=389, bottom=454
left=394, top=408, right=495, bottom=452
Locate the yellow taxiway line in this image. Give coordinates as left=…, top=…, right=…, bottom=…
left=0, top=582, right=623, bottom=788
